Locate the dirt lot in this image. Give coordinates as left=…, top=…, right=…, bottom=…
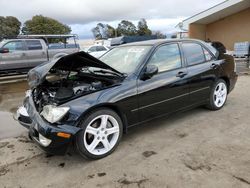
left=0, top=76, right=250, bottom=188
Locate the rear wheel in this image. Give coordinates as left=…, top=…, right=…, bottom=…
left=207, top=79, right=228, bottom=110
left=75, top=108, right=123, bottom=159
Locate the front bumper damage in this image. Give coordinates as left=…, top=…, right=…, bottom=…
left=16, top=93, right=81, bottom=155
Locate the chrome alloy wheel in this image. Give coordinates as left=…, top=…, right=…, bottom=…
left=213, top=82, right=227, bottom=108
left=83, top=115, right=120, bottom=155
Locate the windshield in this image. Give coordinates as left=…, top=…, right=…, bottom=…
left=99, top=46, right=151, bottom=74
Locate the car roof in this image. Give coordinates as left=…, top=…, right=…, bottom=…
left=2, top=39, right=42, bottom=42
left=121, top=38, right=206, bottom=46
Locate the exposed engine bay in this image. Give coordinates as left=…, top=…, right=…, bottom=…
left=32, top=69, right=121, bottom=112
left=27, top=51, right=126, bottom=112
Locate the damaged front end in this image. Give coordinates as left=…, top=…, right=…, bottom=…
left=28, top=51, right=124, bottom=113
left=16, top=51, right=125, bottom=154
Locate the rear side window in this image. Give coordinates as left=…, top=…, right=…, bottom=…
left=26, top=40, right=42, bottom=50
left=203, top=48, right=213, bottom=61
left=182, top=43, right=205, bottom=66
left=148, top=43, right=182, bottom=72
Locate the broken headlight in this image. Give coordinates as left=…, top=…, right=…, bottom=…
left=40, top=105, right=70, bottom=123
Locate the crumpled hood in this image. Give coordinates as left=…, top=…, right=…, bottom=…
left=27, top=51, right=122, bottom=88
left=52, top=51, right=121, bottom=73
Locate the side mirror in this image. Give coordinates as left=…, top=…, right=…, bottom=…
left=141, top=65, right=158, bottom=80
left=0, top=48, right=9, bottom=53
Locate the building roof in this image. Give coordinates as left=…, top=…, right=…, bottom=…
left=178, top=0, right=250, bottom=30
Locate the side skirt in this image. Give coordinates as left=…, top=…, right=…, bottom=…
left=127, top=100, right=209, bottom=130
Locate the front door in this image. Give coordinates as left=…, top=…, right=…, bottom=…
left=24, top=40, right=48, bottom=67
left=137, top=43, right=190, bottom=122
left=0, top=40, right=28, bottom=71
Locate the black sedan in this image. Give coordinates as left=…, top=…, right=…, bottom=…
left=17, top=39, right=238, bottom=159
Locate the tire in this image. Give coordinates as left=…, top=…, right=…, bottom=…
left=206, top=79, right=228, bottom=110
left=75, top=108, right=123, bottom=160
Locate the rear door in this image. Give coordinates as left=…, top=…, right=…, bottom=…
left=137, top=43, right=189, bottom=122
left=24, top=40, right=47, bottom=67
left=0, top=40, right=28, bottom=71
left=181, top=42, right=221, bottom=105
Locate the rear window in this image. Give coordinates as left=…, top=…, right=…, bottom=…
left=88, top=46, right=97, bottom=52
left=96, top=46, right=107, bottom=51
left=182, top=43, right=205, bottom=66
left=26, top=40, right=43, bottom=50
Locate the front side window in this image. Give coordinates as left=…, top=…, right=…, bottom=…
left=182, top=43, right=205, bottom=66
left=3, top=41, right=24, bottom=51
left=100, top=46, right=151, bottom=74
left=26, top=40, right=42, bottom=50
left=147, top=44, right=182, bottom=73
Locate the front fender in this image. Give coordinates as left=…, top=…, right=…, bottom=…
left=60, top=91, right=103, bottom=126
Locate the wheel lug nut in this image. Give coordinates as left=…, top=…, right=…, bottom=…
left=102, top=137, right=105, bottom=140
left=101, top=128, right=104, bottom=131
left=97, top=137, right=100, bottom=140
left=104, top=131, right=107, bottom=134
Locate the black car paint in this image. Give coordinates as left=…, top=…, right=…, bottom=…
left=18, top=39, right=238, bottom=155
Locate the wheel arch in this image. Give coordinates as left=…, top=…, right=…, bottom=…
left=77, top=103, right=128, bottom=134
left=219, top=76, right=230, bottom=93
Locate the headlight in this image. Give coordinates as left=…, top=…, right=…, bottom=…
left=40, top=105, right=70, bottom=123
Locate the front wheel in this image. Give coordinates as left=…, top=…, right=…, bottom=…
left=75, top=108, right=123, bottom=160
left=207, top=79, right=228, bottom=110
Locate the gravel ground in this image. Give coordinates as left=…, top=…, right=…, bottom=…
left=0, top=76, right=250, bottom=188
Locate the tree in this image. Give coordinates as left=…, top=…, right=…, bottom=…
left=91, top=23, right=116, bottom=39
left=152, top=31, right=166, bottom=39
left=91, top=23, right=104, bottom=40
left=117, top=20, right=137, bottom=36
left=0, top=16, right=21, bottom=38
left=106, top=25, right=116, bottom=38
left=137, top=18, right=152, bottom=36
left=22, top=15, right=71, bottom=35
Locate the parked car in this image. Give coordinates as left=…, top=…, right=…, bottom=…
left=86, top=45, right=110, bottom=58
left=16, top=39, right=238, bottom=159
left=0, top=35, right=79, bottom=74
left=110, top=35, right=158, bottom=46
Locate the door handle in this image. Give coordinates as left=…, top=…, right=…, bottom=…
left=211, top=63, right=219, bottom=69
left=176, top=71, right=188, bottom=78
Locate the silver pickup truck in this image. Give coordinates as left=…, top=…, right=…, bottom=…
left=0, top=35, right=79, bottom=74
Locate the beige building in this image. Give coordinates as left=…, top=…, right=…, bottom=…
left=178, top=0, right=250, bottom=51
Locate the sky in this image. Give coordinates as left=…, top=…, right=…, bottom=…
left=0, top=0, right=225, bottom=39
